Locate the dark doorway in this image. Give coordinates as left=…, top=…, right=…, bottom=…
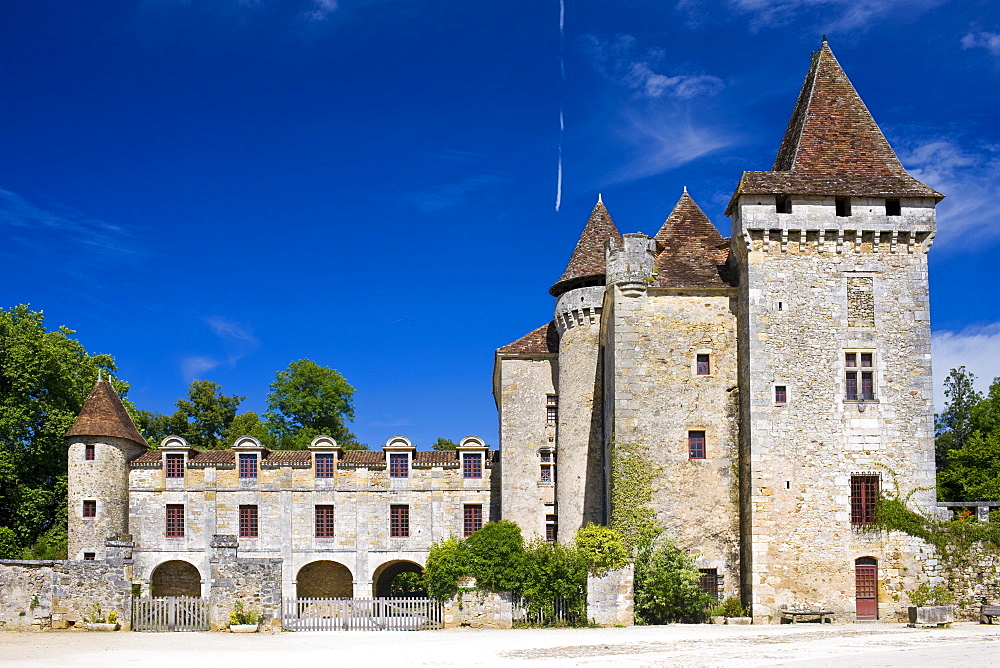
left=150, top=560, right=202, bottom=598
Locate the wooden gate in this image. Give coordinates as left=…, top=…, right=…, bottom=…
left=282, top=597, right=442, bottom=631
left=133, top=596, right=209, bottom=631
left=855, top=557, right=878, bottom=621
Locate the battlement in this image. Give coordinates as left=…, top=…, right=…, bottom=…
left=606, top=234, right=657, bottom=296
left=553, top=285, right=604, bottom=335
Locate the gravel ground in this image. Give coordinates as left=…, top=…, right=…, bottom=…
left=2, top=622, right=999, bottom=667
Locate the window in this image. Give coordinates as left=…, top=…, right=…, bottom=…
left=315, top=505, right=335, bottom=537
left=166, top=454, right=184, bottom=478
left=83, top=500, right=96, bottom=518
left=850, top=475, right=879, bottom=526
left=85, top=443, right=95, bottom=461
left=699, top=569, right=720, bottom=600
left=239, top=454, right=258, bottom=479
left=688, top=431, right=706, bottom=459
left=463, top=505, right=483, bottom=537
left=463, top=453, right=482, bottom=479
left=390, top=505, right=409, bottom=538
left=238, top=505, right=258, bottom=538
left=83, top=552, right=95, bottom=561
left=166, top=504, right=184, bottom=537
left=315, top=453, right=335, bottom=478
left=546, top=395, right=558, bottom=426
left=775, top=195, right=791, bottom=213
left=389, top=453, right=409, bottom=478
left=540, top=451, right=556, bottom=483
left=775, top=386, right=787, bottom=404
left=545, top=514, right=558, bottom=542
left=835, top=197, right=852, bottom=217
left=885, top=198, right=901, bottom=216
left=845, top=352, right=875, bottom=401
left=696, top=354, right=710, bottom=376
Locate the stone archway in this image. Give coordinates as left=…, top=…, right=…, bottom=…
left=296, top=561, right=354, bottom=598
left=150, top=560, right=202, bottom=598
left=372, top=560, right=425, bottom=598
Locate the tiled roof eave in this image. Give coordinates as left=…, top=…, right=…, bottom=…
left=646, top=285, right=737, bottom=294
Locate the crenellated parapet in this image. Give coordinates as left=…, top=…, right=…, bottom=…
left=553, top=285, right=605, bottom=335
left=606, top=233, right=657, bottom=297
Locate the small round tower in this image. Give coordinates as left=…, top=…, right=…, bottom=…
left=65, top=377, right=148, bottom=560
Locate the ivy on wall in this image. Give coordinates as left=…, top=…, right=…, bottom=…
left=609, top=441, right=662, bottom=553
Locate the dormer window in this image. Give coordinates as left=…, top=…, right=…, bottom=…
left=462, top=453, right=483, bottom=479
left=835, top=197, right=852, bottom=217
left=775, top=195, right=792, bottom=213
left=239, top=454, right=258, bottom=479
left=885, top=198, right=901, bottom=216
left=389, top=453, right=409, bottom=478
left=166, top=454, right=184, bottom=478
left=315, top=453, right=335, bottom=478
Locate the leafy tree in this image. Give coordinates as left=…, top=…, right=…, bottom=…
left=463, top=520, right=525, bottom=592
left=431, top=438, right=458, bottom=451
left=423, top=537, right=467, bottom=599
left=222, top=411, right=270, bottom=445
left=265, top=359, right=365, bottom=450
left=0, top=305, right=127, bottom=557
left=138, top=380, right=243, bottom=449
left=575, top=524, right=628, bottom=576
left=935, top=367, right=982, bottom=471
left=389, top=571, right=426, bottom=596
left=633, top=539, right=713, bottom=624
left=516, top=538, right=588, bottom=623
left=939, top=377, right=1000, bottom=501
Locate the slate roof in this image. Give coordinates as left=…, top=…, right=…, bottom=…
left=550, top=199, right=623, bottom=297
left=496, top=322, right=560, bottom=355
left=64, top=380, right=148, bottom=449
left=652, top=192, right=734, bottom=289
left=728, top=41, right=942, bottom=211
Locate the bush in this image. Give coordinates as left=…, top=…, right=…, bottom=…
left=707, top=596, right=748, bottom=618
left=463, top=520, right=524, bottom=592
left=228, top=599, right=260, bottom=626
left=516, top=539, right=588, bottom=623
left=422, top=537, right=467, bottom=599
left=907, top=583, right=954, bottom=607
left=390, top=571, right=425, bottom=596
left=575, top=525, right=628, bottom=576
left=634, top=539, right=713, bottom=624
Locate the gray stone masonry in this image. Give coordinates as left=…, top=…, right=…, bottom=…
left=587, top=566, right=634, bottom=627
left=442, top=592, right=513, bottom=629
left=208, top=535, right=282, bottom=631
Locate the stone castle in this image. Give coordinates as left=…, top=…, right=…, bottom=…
left=63, top=41, right=942, bottom=623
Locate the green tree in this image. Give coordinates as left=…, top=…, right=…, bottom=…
left=0, top=305, right=127, bottom=557
left=939, top=377, right=1000, bottom=501
left=633, top=539, right=713, bottom=624
left=422, top=537, right=467, bottom=599
left=464, top=520, right=525, bottom=592
left=935, top=367, right=982, bottom=471
left=431, top=437, right=458, bottom=451
left=575, top=524, right=628, bottom=576
left=138, top=380, right=243, bottom=449
left=265, top=359, right=365, bottom=450
left=516, top=539, right=588, bottom=622
left=222, top=410, right=270, bottom=445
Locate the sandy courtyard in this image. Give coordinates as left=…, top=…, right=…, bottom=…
left=2, top=622, right=999, bottom=667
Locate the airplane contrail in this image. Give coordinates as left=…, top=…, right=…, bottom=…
left=555, top=0, right=565, bottom=212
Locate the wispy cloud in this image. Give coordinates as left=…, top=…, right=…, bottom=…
left=410, top=174, right=504, bottom=214
left=303, top=0, right=339, bottom=22
left=962, top=31, right=1000, bottom=57
left=932, top=323, right=1000, bottom=413
left=895, top=136, right=1000, bottom=247
left=582, top=34, right=724, bottom=101
left=677, top=0, right=947, bottom=32
left=180, top=316, right=260, bottom=380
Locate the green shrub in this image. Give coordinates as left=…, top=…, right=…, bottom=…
left=228, top=599, right=260, bottom=626
left=575, top=524, right=628, bottom=576
left=463, top=520, right=524, bottom=592
left=422, top=537, right=467, bottom=599
left=389, top=571, right=425, bottom=596
left=707, top=596, right=748, bottom=618
left=634, top=539, right=713, bottom=624
left=516, top=539, right=587, bottom=624
left=907, top=583, right=954, bottom=607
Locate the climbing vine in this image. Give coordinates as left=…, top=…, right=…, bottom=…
left=609, top=441, right=662, bottom=553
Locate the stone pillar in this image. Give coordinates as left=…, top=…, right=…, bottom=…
left=587, top=566, right=634, bottom=627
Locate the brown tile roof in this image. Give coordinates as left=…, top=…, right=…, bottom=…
left=340, top=450, right=385, bottom=466
left=188, top=450, right=235, bottom=467
left=64, top=380, right=148, bottom=449
left=550, top=198, right=623, bottom=297
left=131, top=450, right=164, bottom=466
left=728, top=41, right=941, bottom=212
left=497, top=322, right=560, bottom=355
left=263, top=450, right=311, bottom=466
left=414, top=451, right=459, bottom=466
left=652, top=191, right=734, bottom=289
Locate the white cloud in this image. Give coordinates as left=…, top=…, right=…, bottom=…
left=583, top=34, right=725, bottom=101
left=203, top=315, right=260, bottom=364
left=303, top=0, right=338, bottom=22
left=411, top=174, right=503, bottom=214
left=678, top=0, right=947, bottom=32
left=962, top=31, right=1000, bottom=57
left=896, top=137, right=1000, bottom=248
left=932, top=323, right=1000, bottom=413
left=181, top=355, right=221, bottom=380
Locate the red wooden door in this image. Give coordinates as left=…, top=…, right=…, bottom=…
left=855, top=558, right=878, bottom=620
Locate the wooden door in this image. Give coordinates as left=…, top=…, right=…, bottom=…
left=855, top=557, right=878, bottom=620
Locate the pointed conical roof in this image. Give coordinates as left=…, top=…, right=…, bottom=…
left=550, top=197, right=623, bottom=297
left=729, top=41, right=941, bottom=209
left=653, top=191, right=732, bottom=288
left=64, top=379, right=148, bottom=449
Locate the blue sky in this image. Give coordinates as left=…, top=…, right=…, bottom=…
left=2, top=0, right=998, bottom=448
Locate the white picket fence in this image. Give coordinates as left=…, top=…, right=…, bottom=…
left=511, top=595, right=582, bottom=626
left=133, top=596, right=209, bottom=631
left=282, top=597, right=442, bottom=631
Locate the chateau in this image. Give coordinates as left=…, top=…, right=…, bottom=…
left=63, top=41, right=942, bottom=623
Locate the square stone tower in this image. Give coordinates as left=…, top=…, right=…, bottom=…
left=727, top=39, right=942, bottom=620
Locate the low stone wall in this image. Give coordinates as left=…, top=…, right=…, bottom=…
left=207, top=536, right=283, bottom=631
left=443, top=592, right=513, bottom=629
left=0, top=561, right=55, bottom=631
left=587, top=566, right=634, bottom=626
left=921, top=541, right=1000, bottom=621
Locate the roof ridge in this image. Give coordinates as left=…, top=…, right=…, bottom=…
left=64, top=379, right=148, bottom=449
left=549, top=197, right=623, bottom=297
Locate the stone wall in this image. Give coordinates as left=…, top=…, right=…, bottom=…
left=442, top=591, right=513, bottom=629
left=0, top=561, right=54, bottom=631
left=207, top=536, right=282, bottom=631
left=920, top=540, right=1000, bottom=621
left=587, top=566, right=634, bottom=626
